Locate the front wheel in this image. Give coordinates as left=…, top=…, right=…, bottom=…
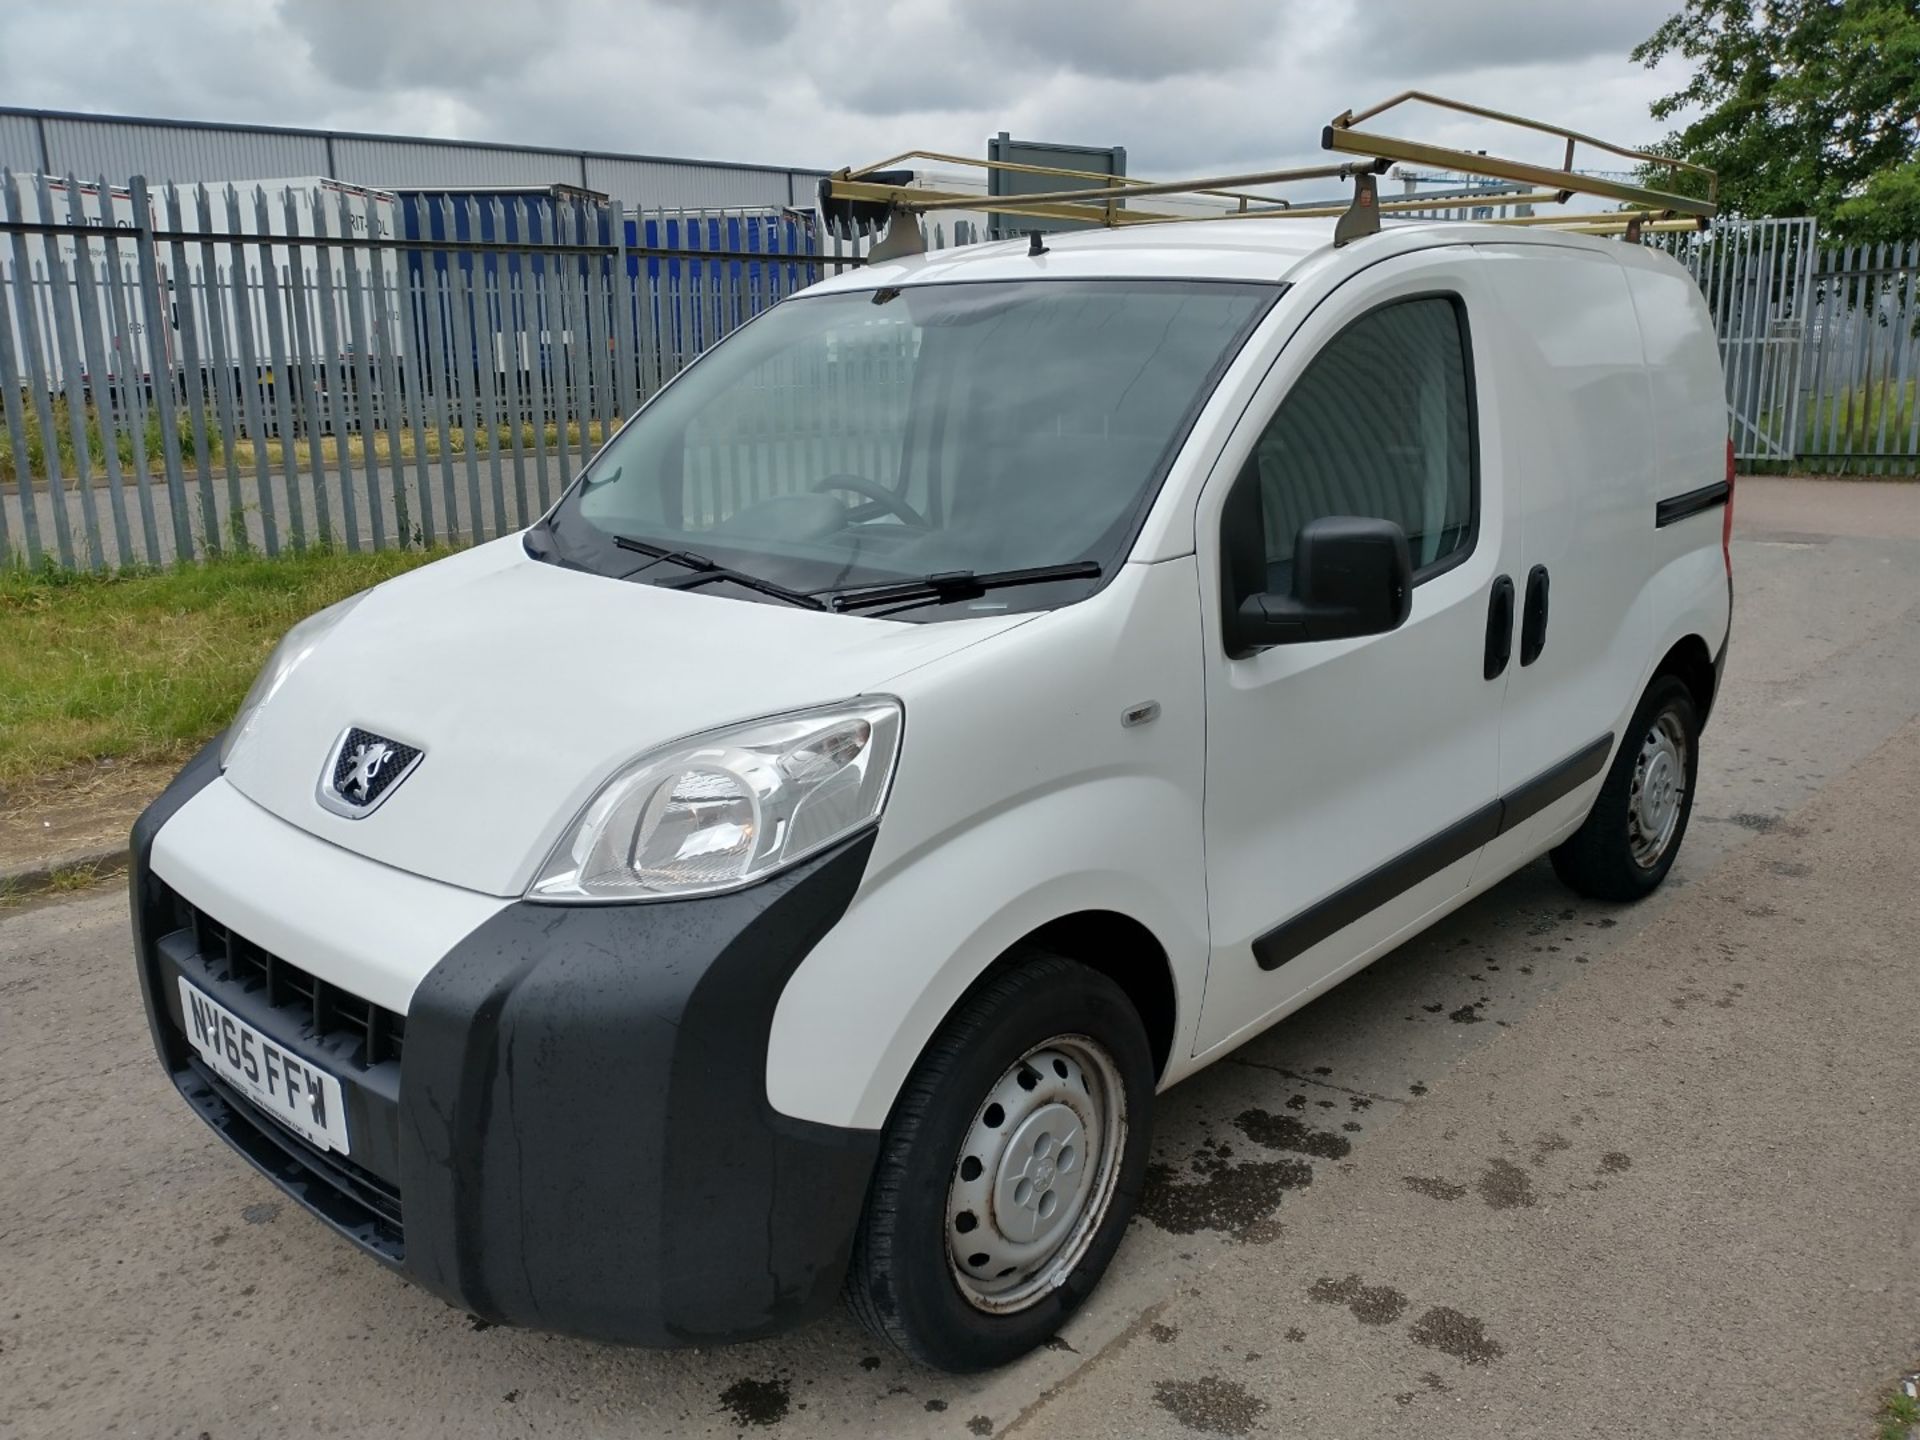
left=845, top=953, right=1155, bottom=1371
left=1551, top=675, right=1700, bottom=901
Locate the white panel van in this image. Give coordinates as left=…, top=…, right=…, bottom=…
left=130, top=210, right=1731, bottom=1371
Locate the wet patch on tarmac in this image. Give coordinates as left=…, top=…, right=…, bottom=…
left=1234, top=1108, right=1352, bottom=1159
left=1475, top=1158, right=1537, bottom=1209
left=240, top=1202, right=280, bottom=1225
left=1403, top=1175, right=1468, bottom=1202
left=1599, top=1151, right=1633, bottom=1173
left=1528, top=1132, right=1572, bottom=1167
left=1150, top=1323, right=1179, bottom=1343
left=1152, top=1375, right=1270, bottom=1436
left=966, top=1417, right=993, bottom=1436
left=717, top=1375, right=790, bottom=1427
left=1448, top=1002, right=1487, bottom=1024
left=1308, top=1273, right=1409, bottom=1326
left=1408, top=1306, right=1506, bottom=1366
left=1138, top=1155, right=1312, bottom=1239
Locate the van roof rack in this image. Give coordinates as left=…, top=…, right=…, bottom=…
left=820, top=92, right=1716, bottom=259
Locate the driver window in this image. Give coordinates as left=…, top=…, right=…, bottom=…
left=1240, top=295, right=1475, bottom=593
left=681, top=315, right=920, bottom=530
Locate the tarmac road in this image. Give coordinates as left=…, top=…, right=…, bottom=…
left=2, top=477, right=1918, bottom=1439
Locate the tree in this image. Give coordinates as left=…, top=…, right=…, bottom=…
left=1632, top=0, right=1920, bottom=240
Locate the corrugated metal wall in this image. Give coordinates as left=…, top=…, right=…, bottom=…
left=333, top=137, right=582, bottom=191
left=43, top=114, right=329, bottom=181
left=0, top=108, right=824, bottom=210
left=586, top=156, right=801, bottom=210
left=0, top=113, right=44, bottom=172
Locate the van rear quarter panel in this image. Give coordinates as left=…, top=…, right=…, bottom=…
left=1620, top=245, right=1733, bottom=682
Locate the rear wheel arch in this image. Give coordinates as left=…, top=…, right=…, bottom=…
left=1653, top=632, right=1717, bottom=725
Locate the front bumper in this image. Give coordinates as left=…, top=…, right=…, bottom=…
left=130, top=742, right=882, bottom=1346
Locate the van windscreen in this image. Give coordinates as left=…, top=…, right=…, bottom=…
left=537, top=278, right=1275, bottom=619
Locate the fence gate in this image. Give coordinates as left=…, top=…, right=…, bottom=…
left=1655, top=216, right=1818, bottom=463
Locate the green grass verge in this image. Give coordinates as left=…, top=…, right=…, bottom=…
left=0, top=545, right=446, bottom=787
left=1880, top=1387, right=1920, bottom=1440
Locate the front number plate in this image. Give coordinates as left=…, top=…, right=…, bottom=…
left=178, top=977, right=351, bottom=1155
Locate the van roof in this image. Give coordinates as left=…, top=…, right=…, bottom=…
left=805, top=215, right=1626, bottom=294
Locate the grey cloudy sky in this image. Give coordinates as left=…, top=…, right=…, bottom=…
left=0, top=0, right=1694, bottom=175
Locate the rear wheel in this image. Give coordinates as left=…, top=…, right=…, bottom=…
left=1551, top=675, right=1699, bottom=901
left=845, top=953, right=1155, bottom=1372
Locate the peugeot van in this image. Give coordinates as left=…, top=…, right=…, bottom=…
left=130, top=205, right=1731, bottom=1372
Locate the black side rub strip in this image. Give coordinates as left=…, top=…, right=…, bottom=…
left=1498, top=732, right=1613, bottom=831
left=1656, top=480, right=1731, bottom=527
left=1253, top=733, right=1614, bottom=971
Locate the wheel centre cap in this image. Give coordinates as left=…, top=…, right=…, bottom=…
left=993, top=1101, right=1087, bottom=1246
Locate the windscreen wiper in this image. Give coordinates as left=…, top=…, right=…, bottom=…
left=612, top=534, right=826, bottom=610
left=612, top=532, right=716, bottom=571
left=827, top=561, right=1102, bottom=614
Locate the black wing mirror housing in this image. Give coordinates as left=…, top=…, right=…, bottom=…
left=1230, top=515, right=1413, bottom=651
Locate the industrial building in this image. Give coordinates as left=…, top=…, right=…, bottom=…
left=0, top=105, right=827, bottom=211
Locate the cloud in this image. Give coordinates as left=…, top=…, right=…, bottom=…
left=0, top=0, right=1695, bottom=189
left=1345, top=0, right=1677, bottom=75
left=959, top=0, right=1289, bottom=82
left=276, top=0, right=562, bottom=92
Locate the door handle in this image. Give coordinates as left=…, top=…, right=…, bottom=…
left=1521, top=564, right=1550, bottom=666
left=1484, top=574, right=1514, bottom=680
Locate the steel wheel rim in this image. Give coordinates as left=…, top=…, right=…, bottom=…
left=945, top=1034, right=1127, bottom=1314
left=1628, top=709, right=1688, bottom=868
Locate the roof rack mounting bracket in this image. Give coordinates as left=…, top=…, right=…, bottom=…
left=868, top=205, right=927, bottom=261
left=1333, top=168, right=1381, bottom=247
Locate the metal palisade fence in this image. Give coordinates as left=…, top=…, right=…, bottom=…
left=4, top=177, right=1918, bottom=573
left=1649, top=217, right=1920, bottom=473
left=0, top=169, right=945, bottom=570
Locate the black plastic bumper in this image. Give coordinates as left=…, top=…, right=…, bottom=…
left=130, top=744, right=883, bottom=1346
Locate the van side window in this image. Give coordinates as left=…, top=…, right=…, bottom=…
left=1233, top=296, right=1475, bottom=595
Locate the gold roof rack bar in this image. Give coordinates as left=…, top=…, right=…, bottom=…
left=819, top=93, right=1719, bottom=257
left=1324, top=91, right=1716, bottom=219
left=820, top=154, right=1391, bottom=255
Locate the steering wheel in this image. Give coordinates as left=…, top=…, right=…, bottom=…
left=811, top=473, right=928, bottom=528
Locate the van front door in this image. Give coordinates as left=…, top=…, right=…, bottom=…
left=1193, top=250, right=1521, bottom=1057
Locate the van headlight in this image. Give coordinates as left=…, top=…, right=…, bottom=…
left=530, top=698, right=903, bottom=902
left=218, top=591, right=370, bottom=770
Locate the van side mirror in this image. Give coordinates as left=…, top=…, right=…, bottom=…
left=1230, top=516, right=1413, bottom=650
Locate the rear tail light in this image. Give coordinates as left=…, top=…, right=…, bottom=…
left=1722, top=438, right=1735, bottom=574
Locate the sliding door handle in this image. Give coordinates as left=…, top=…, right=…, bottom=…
left=1521, top=564, right=1550, bottom=666
left=1485, top=574, right=1515, bottom=680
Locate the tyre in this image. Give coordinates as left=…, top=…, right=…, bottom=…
left=1551, top=675, right=1700, bottom=901
left=845, top=952, right=1155, bottom=1372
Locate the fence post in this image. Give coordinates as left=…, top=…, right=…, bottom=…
left=0, top=269, right=37, bottom=567
left=163, top=184, right=223, bottom=556
left=128, top=176, right=194, bottom=563
left=256, top=186, right=311, bottom=549
left=615, top=207, right=639, bottom=421
left=33, top=173, right=107, bottom=569
left=307, top=192, right=361, bottom=551
left=220, top=184, right=277, bottom=556
left=5, top=170, right=77, bottom=568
